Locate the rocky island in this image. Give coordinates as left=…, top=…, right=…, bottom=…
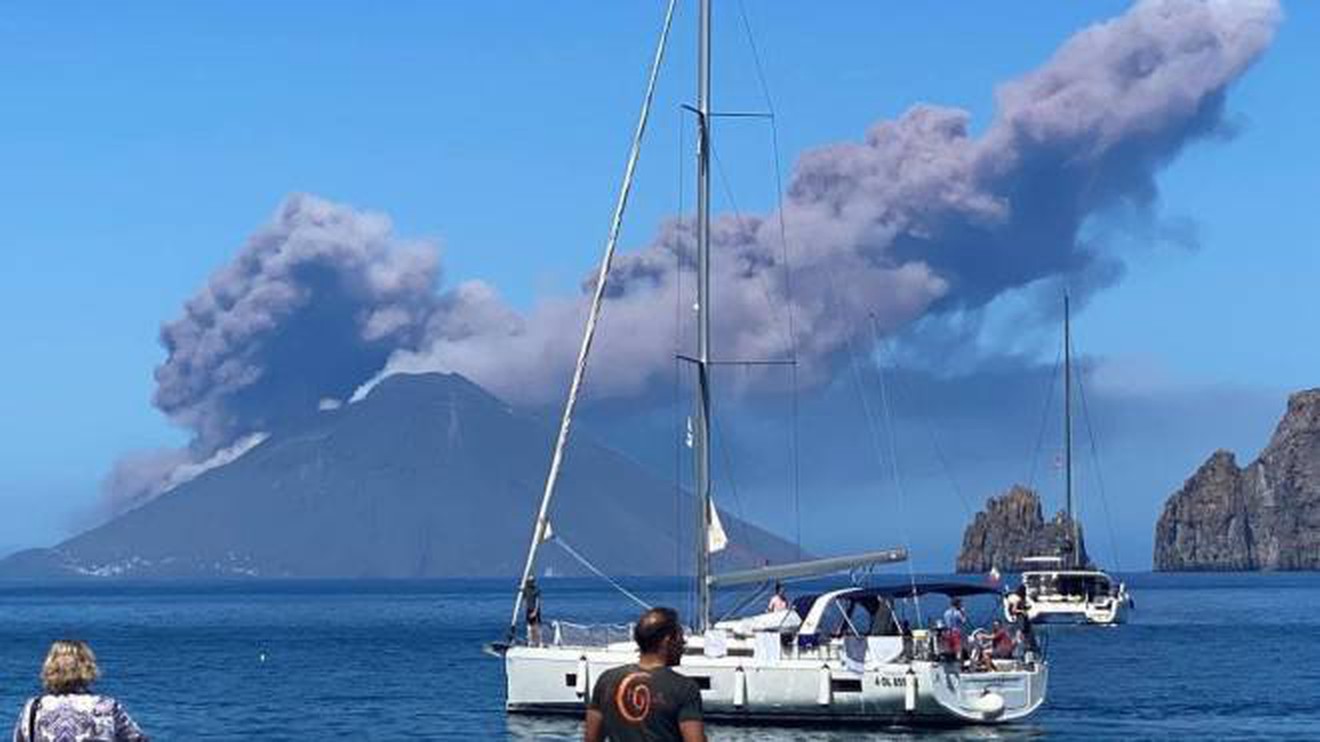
left=1155, top=388, right=1320, bottom=571
left=956, top=485, right=1088, bottom=573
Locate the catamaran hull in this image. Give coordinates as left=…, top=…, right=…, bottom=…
left=504, top=646, right=1047, bottom=726
left=1028, top=603, right=1126, bottom=625
left=1006, top=595, right=1130, bottom=625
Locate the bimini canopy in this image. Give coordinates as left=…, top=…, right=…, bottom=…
left=792, top=581, right=1001, bottom=618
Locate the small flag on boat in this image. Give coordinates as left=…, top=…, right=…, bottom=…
left=988, top=566, right=1001, bottom=585
left=707, top=506, right=728, bottom=553
left=540, top=520, right=555, bottom=543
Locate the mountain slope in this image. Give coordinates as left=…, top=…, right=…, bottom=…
left=0, top=373, right=800, bottom=578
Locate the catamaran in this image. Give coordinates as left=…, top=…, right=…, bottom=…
left=490, top=0, right=1047, bottom=725
left=1005, top=296, right=1132, bottom=626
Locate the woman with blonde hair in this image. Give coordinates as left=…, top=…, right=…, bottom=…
left=11, top=640, right=148, bottom=742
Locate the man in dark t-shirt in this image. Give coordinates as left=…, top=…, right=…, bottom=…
left=584, top=607, right=705, bottom=742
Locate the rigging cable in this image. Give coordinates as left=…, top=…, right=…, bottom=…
left=746, top=0, right=924, bottom=622
left=550, top=536, right=653, bottom=612
left=708, top=143, right=799, bottom=564
left=837, top=316, right=922, bottom=625
left=1026, top=341, right=1064, bottom=496
left=709, top=147, right=794, bottom=356
left=882, top=351, right=973, bottom=518
left=735, top=0, right=803, bottom=559
left=1072, top=344, right=1124, bottom=573
left=867, top=315, right=926, bottom=627
left=673, top=106, right=687, bottom=591
left=713, top=387, right=754, bottom=552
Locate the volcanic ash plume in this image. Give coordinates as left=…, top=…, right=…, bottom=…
left=112, top=0, right=1280, bottom=511
left=107, top=195, right=444, bottom=506
left=383, top=0, right=1280, bottom=396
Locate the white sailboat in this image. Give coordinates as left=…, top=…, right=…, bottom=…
left=1007, top=295, right=1132, bottom=626
left=492, top=0, right=1048, bottom=725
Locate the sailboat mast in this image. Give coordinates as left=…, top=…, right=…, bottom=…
left=503, top=0, right=678, bottom=641
left=1064, top=293, right=1075, bottom=568
left=693, top=0, right=714, bottom=633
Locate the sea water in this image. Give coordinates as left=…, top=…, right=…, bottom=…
left=1, top=573, right=1317, bottom=740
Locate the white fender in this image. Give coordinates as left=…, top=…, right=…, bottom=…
left=904, top=667, right=917, bottom=712
left=575, top=656, right=589, bottom=699
left=816, top=665, right=832, bottom=706
left=733, top=667, right=747, bottom=707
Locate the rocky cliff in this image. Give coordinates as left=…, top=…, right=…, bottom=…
left=956, top=485, right=1088, bottom=573
left=1155, top=389, right=1320, bottom=571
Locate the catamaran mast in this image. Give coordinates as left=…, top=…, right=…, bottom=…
left=693, top=0, right=714, bottom=633
left=1064, top=293, right=1076, bottom=569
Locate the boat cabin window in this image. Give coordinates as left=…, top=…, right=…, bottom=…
left=1026, top=573, right=1114, bottom=598
left=815, top=596, right=900, bottom=637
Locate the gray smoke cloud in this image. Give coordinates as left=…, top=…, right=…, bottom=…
left=153, top=194, right=442, bottom=451
left=380, top=0, right=1279, bottom=398
left=111, top=0, right=1279, bottom=509
left=108, top=195, right=446, bottom=505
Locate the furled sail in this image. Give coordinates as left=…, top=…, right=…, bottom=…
left=707, top=506, right=728, bottom=553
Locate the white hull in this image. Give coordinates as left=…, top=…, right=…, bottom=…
left=1019, top=596, right=1127, bottom=625
left=1007, top=570, right=1131, bottom=626
left=504, top=643, right=1046, bottom=726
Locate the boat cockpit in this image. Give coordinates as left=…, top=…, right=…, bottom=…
left=704, top=581, right=1033, bottom=669
left=1023, top=570, right=1121, bottom=602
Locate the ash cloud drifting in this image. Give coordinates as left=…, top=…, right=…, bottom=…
left=384, top=0, right=1279, bottom=394
left=107, top=195, right=446, bottom=506
left=111, top=0, right=1279, bottom=509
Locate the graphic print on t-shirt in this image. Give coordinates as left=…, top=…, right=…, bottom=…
left=614, top=671, right=653, bottom=722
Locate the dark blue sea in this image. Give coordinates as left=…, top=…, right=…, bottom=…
left=1, top=573, right=1317, bottom=740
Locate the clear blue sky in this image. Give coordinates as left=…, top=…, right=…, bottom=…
left=1, top=2, right=1316, bottom=561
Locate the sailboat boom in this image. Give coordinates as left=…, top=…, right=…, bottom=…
left=707, top=548, right=908, bottom=589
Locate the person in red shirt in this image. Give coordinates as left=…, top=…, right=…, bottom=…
left=990, top=620, right=1015, bottom=659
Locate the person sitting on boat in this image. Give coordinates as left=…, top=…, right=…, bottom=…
left=522, top=578, right=543, bottom=646
left=970, top=635, right=997, bottom=673
left=941, top=598, right=967, bottom=660
left=766, top=582, right=789, bottom=613
left=585, top=607, right=706, bottom=742
left=989, top=620, right=1015, bottom=660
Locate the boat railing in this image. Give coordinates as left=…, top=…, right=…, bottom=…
left=548, top=620, right=635, bottom=648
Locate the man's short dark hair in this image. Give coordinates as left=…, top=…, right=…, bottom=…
left=634, top=607, right=681, bottom=654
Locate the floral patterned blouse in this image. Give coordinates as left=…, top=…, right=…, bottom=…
left=12, top=693, right=147, bottom=742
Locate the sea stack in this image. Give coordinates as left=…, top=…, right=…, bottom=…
left=956, top=485, right=1088, bottom=573
left=1154, top=388, right=1320, bottom=571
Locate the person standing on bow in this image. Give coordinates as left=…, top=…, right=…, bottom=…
left=523, top=578, right=544, bottom=646
left=766, top=583, right=789, bottom=613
